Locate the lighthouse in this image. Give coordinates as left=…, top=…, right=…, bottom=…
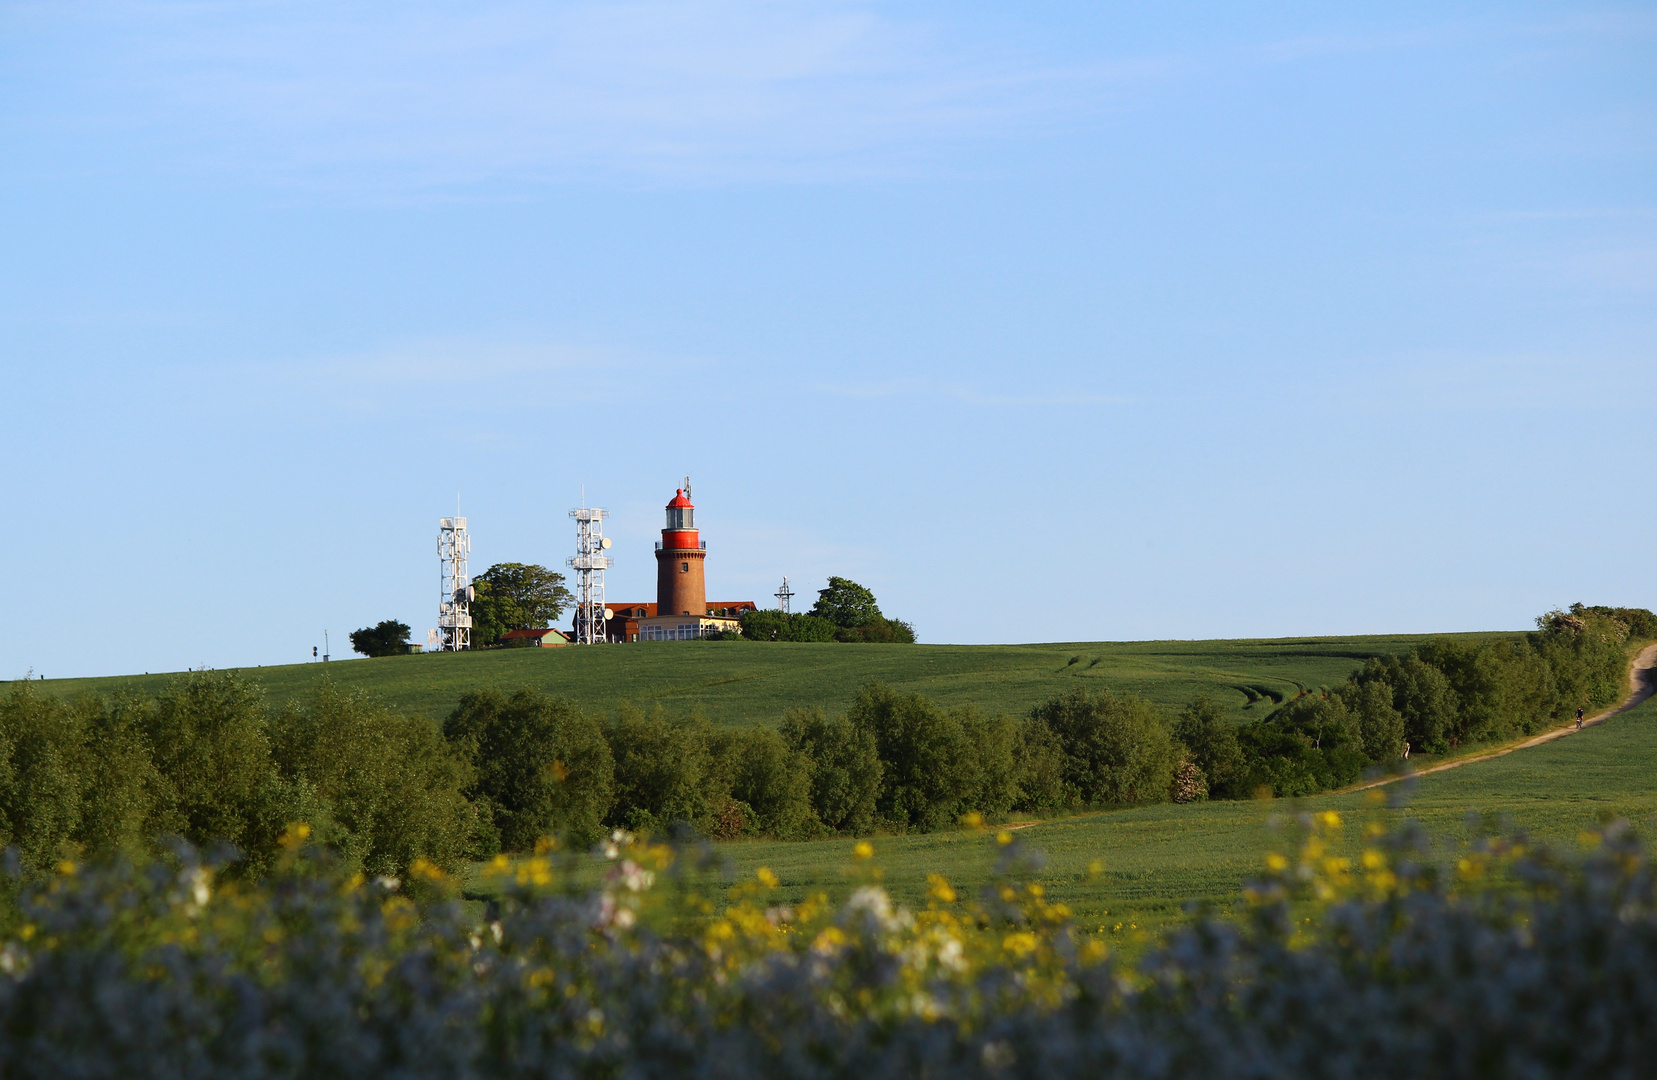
left=656, top=486, right=705, bottom=617
left=627, top=481, right=756, bottom=641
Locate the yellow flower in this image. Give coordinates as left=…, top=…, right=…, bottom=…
left=1001, top=931, right=1038, bottom=957
left=1318, top=811, right=1342, bottom=830
left=925, top=873, right=957, bottom=905
left=852, top=841, right=875, bottom=860
left=1265, top=853, right=1289, bottom=872
left=755, top=867, right=780, bottom=889
left=996, top=831, right=1013, bottom=846
left=959, top=811, right=985, bottom=830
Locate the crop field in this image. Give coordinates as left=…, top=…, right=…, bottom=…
left=27, top=631, right=1505, bottom=727
left=691, top=691, right=1657, bottom=937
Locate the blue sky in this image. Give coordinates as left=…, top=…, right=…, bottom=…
left=2, top=1, right=1653, bottom=678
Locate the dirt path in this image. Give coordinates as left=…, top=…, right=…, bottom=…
left=1346, top=642, right=1657, bottom=793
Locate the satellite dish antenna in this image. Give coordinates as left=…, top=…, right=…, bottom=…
left=602, top=608, right=614, bottom=620
left=601, top=537, right=613, bottom=549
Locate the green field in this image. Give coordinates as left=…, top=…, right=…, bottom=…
left=24, top=630, right=1649, bottom=943
left=25, top=632, right=1506, bottom=728
left=700, top=691, right=1657, bottom=936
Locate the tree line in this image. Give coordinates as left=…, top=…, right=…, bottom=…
left=351, top=571, right=914, bottom=654
left=1183, top=603, right=1654, bottom=798
left=1, top=603, right=1645, bottom=877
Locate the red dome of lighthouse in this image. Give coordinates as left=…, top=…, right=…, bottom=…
left=667, top=488, right=694, bottom=509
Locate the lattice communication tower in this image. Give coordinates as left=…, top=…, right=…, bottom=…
left=569, top=503, right=613, bottom=644
left=775, top=576, right=794, bottom=614
left=437, top=516, right=473, bottom=651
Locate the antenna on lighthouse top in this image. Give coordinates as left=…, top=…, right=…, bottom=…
left=683, top=476, right=692, bottom=501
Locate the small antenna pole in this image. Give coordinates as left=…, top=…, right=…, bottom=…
left=324, top=630, right=330, bottom=663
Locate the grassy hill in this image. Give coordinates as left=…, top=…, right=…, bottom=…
left=25, top=632, right=1506, bottom=727
left=706, top=690, right=1657, bottom=937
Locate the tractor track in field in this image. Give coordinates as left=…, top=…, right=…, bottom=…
left=1345, top=642, right=1657, bottom=793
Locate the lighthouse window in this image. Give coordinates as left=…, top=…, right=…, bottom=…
left=680, top=562, right=689, bottom=573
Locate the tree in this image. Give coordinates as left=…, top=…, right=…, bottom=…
left=444, top=689, right=614, bottom=852
left=1172, top=694, right=1247, bottom=799
left=271, top=682, right=479, bottom=875
left=1029, top=688, right=1178, bottom=807
left=602, top=706, right=724, bottom=834
left=471, top=564, right=573, bottom=647
left=779, top=707, right=882, bottom=834
left=810, top=577, right=884, bottom=629
left=738, top=610, right=838, bottom=642
left=847, top=683, right=976, bottom=831
left=350, top=620, right=410, bottom=658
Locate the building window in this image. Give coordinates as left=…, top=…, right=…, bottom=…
left=680, top=562, right=689, bottom=573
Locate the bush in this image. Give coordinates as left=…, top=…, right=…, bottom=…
left=1029, top=688, right=1178, bottom=807
left=444, top=688, right=613, bottom=853
left=1355, top=653, right=1455, bottom=754
left=349, top=620, right=411, bottom=658
left=2, top=818, right=1654, bottom=1078
left=848, top=684, right=976, bottom=831
left=1336, top=678, right=1407, bottom=762
left=959, top=710, right=1022, bottom=818
left=133, top=673, right=310, bottom=875
left=0, top=688, right=91, bottom=872
left=603, top=706, right=724, bottom=834
left=272, top=682, right=478, bottom=875
left=1240, top=693, right=1368, bottom=797
left=779, top=708, right=882, bottom=834
left=1534, top=606, right=1630, bottom=714
left=738, top=610, right=838, bottom=642
left=833, top=616, right=917, bottom=644
left=1011, top=716, right=1067, bottom=813
left=1171, top=694, right=1246, bottom=799
left=711, top=726, right=817, bottom=839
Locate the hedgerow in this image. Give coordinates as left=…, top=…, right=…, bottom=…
left=3, top=602, right=1649, bottom=873
left=0, top=814, right=1651, bottom=1078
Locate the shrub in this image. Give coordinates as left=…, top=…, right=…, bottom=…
left=132, top=673, right=310, bottom=875
left=1336, top=678, right=1407, bottom=762
left=1029, top=688, right=1178, bottom=807
left=348, top=620, right=411, bottom=658
left=1534, top=606, right=1630, bottom=714
left=0, top=687, right=89, bottom=872
left=1011, top=717, right=1067, bottom=813
left=444, top=688, right=613, bottom=852
left=778, top=708, right=882, bottom=834
left=2, top=819, right=1654, bottom=1078
left=960, top=710, right=1022, bottom=818
left=738, top=610, right=838, bottom=642
left=848, top=683, right=976, bottom=831
left=603, top=706, right=724, bottom=834
left=1240, top=693, right=1368, bottom=796
left=711, top=726, right=817, bottom=839
left=1171, top=694, right=1246, bottom=799
left=833, top=616, right=917, bottom=643
left=1355, top=653, right=1455, bottom=754
left=272, top=682, right=478, bottom=875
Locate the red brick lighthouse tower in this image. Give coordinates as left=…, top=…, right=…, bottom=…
left=629, top=480, right=754, bottom=641
left=655, top=485, right=706, bottom=617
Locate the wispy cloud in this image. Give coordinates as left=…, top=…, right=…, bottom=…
left=813, top=375, right=1137, bottom=408
left=9, top=0, right=1169, bottom=191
